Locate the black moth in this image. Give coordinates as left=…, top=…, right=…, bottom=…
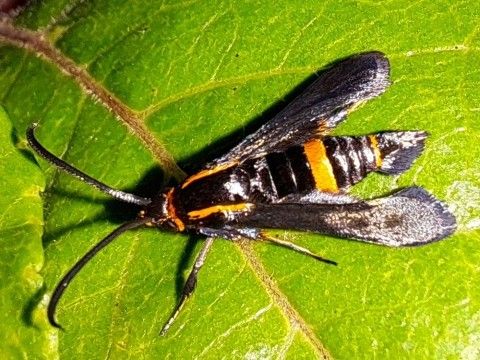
left=27, top=51, right=456, bottom=335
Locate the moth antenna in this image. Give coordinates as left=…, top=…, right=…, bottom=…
left=26, top=123, right=152, bottom=206
left=48, top=218, right=150, bottom=329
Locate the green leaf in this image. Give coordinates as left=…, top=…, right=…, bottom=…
left=0, top=107, right=56, bottom=358
left=1, top=1, right=479, bottom=358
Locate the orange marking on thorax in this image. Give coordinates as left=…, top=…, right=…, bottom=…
left=188, top=203, right=254, bottom=220
left=303, top=139, right=338, bottom=192
left=181, top=162, right=237, bottom=189
left=368, top=135, right=383, bottom=168
left=166, top=189, right=185, bottom=231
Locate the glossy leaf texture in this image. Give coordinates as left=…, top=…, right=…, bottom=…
left=0, top=1, right=479, bottom=358
left=0, top=107, right=55, bottom=358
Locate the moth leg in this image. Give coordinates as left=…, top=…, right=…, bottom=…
left=199, top=227, right=336, bottom=264
left=160, top=237, right=214, bottom=336
left=259, top=233, right=337, bottom=265
left=198, top=226, right=260, bottom=240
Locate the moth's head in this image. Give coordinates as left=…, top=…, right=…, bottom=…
left=138, top=189, right=176, bottom=230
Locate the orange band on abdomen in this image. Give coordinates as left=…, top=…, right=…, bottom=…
left=303, top=139, right=338, bottom=192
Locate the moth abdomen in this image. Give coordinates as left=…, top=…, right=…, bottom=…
left=373, top=131, right=427, bottom=175
left=322, top=131, right=427, bottom=190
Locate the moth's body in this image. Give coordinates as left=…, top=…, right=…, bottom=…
left=149, top=132, right=429, bottom=242
left=26, top=51, right=456, bottom=335
left=178, top=135, right=384, bottom=207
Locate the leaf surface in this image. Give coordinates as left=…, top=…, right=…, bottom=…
left=0, top=1, right=479, bottom=358
left=0, top=107, right=55, bottom=358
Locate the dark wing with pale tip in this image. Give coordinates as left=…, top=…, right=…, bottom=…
left=236, top=187, right=456, bottom=246
left=209, top=51, right=391, bottom=167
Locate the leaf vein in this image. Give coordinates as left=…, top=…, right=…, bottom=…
left=237, top=241, right=331, bottom=359
left=0, top=21, right=185, bottom=180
